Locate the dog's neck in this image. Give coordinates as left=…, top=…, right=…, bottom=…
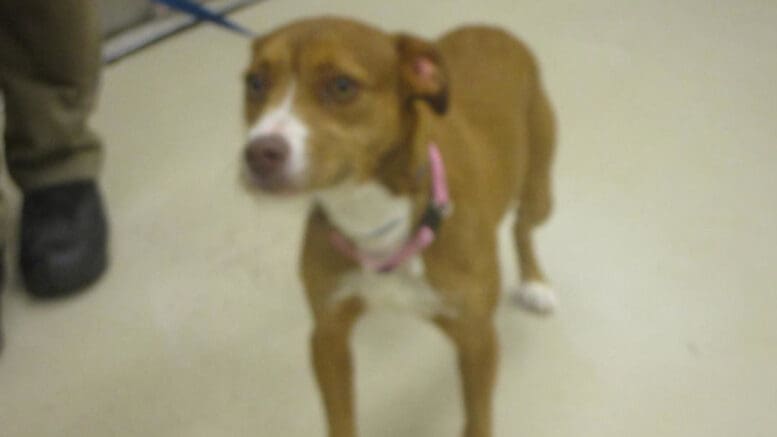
left=375, top=106, right=432, bottom=195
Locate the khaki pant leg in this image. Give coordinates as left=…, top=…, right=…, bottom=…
left=0, top=0, right=103, bottom=192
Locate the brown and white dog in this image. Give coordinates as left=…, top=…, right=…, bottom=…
left=241, top=17, right=557, bottom=437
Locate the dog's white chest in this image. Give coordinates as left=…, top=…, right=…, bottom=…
left=316, top=182, right=413, bottom=255
left=316, top=182, right=451, bottom=317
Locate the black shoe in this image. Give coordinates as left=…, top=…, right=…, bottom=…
left=20, top=181, right=108, bottom=298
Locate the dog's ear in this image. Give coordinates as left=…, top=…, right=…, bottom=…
left=396, top=34, right=449, bottom=115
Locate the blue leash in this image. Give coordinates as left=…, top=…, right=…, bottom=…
left=151, top=0, right=256, bottom=37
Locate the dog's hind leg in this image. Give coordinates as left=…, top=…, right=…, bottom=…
left=510, top=83, right=558, bottom=314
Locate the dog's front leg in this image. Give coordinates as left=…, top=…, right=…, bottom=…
left=311, top=300, right=362, bottom=437
left=437, top=315, right=498, bottom=437
left=427, top=236, right=500, bottom=437
left=302, top=209, right=364, bottom=436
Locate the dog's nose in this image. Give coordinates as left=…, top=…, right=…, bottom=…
left=244, top=135, right=290, bottom=176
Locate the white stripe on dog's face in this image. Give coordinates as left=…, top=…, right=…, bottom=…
left=247, top=83, right=309, bottom=182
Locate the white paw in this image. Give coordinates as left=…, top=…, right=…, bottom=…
left=510, top=281, right=559, bottom=315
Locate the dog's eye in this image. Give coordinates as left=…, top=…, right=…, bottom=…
left=324, top=75, right=360, bottom=103
left=245, top=73, right=269, bottom=100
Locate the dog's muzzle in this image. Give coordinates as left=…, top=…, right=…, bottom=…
left=244, top=134, right=291, bottom=188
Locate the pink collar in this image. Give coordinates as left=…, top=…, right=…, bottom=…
left=329, top=143, right=450, bottom=273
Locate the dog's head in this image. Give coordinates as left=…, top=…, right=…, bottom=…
left=241, top=17, right=448, bottom=194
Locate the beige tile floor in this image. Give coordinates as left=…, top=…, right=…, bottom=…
left=1, top=1, right=776, bottom=436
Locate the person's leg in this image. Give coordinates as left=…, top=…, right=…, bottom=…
left=0, top=0, right=108, bottom=298
left=0, top=191, right=5, bottom=351
left=0, top=3, right=16, bottom=349
left=0, top=0, right=102, bottom=188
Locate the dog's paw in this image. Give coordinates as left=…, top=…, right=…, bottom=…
left=510, top=281, right=558, bottom=315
